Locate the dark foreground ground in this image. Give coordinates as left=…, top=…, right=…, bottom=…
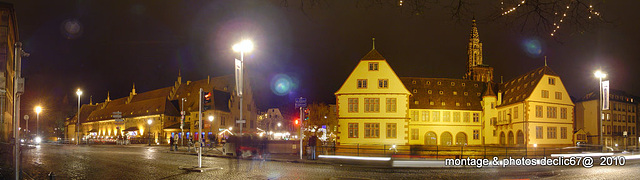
left=1, top=144, right=640, bottom=179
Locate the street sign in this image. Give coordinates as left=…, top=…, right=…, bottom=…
left=23, top=115, right=29, bottom=120
left=112, top=111, right=123, bottom=119
left=295, top=97, right=307, bottom=108
left=236, top=120, right=246, bottom=123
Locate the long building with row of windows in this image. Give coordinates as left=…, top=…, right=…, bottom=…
left=335, top=19, right=574, bottom=147
left=65, top=72, right=258, bottom=144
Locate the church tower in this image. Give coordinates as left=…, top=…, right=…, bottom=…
left=464, top=18, right=493, bottom=82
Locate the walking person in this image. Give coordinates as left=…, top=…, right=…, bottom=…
left=169, top=135, right=175, bottom=151
left=174, top=136, right=179, bottom=151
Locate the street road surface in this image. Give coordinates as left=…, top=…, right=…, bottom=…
left=10, top=144, right=640, bottom=179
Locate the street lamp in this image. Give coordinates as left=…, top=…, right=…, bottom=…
left=76, top=89, right=82, bottom=145
left=233, top=39, right=253, bottom=136
left=147, top=119, right=153, bottom=146
left=594, top=70, right=606, bottom=151
left=35, top=106, right=42, bottom=143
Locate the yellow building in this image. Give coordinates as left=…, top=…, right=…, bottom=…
left=0, top=2, right=19, bottom=143
left=493, top=66, right=575, bottom=147
left=335, top=19, right=575, bottom=147
left=576, top=89, right=638, bottom=150
left=335, top=46, right=411, bottom=146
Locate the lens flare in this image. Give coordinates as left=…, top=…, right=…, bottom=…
left=61, top=19, right=83, bottom=39
left=270, top=74, right=296, bottom=96
left=521, top=38, right=543, bottom=57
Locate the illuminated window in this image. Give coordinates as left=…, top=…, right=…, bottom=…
left=548, top=77, right=555, bottom=85
left=555, top=92, right=562, bottom=100
left=411, top=111, right=419, bottom=122
left=541, top=90, right=549, bottom=98
left=561, top=127, right=567, bottom=139
left=473, top=130, right=480, bottom=140
left=473, top=113, right=479, bottom=122
left=411, top=129, right=419, bottom=140
left=364, top=98, right=380, bottom=112
left=385, top=98, right=397, bottom=112
left=357, top=79, right=367, bottom=88
left=536, top=126, right=543, bottom=139
left=348, top=123, right=358, bottom=138
left=386, top=123, right=397, bottom=138
left=368, top=62, right=379, bottom=71
left=463, top=112, right=470, bottom=122
left=464, top=92, right=468, bottom=96
left=453, top=112, right=461, bottom=122
left=428, top=90, right=432, bottom=94
left=560, top=107, right=567, bottom=119
left=432, top=111, right=440, bottom=122
left=443, top=111, right=451, bottom=122
left=514, top=107, right=518, bottom=119
left=453, top=91, right=457, bottom=95
left=536, top=106, right=543, bottom=118
left=422, top=111, right=429, bottom=122
left=364, top=123, right=380, bottom=138
left=547, top=127, right=557, bottom=139
left=348, top=98, right=358, bottom=112
left=413, top=89, right=417, bottom=93
left=451, top=82, right=455, bottom=86
left=547, top=106, right=557, bottom=118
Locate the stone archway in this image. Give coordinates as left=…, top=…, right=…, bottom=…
left=517, top=130, right=525, bottom=145
left=499, top=132, right=506, bottom=145
left=508, top=131, right=514, bottom=145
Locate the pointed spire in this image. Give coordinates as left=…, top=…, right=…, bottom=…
left=544, top=56, right=548, bottom=66
left=106, top=91, right=111, bottom=102
left=131, top=83, right=136, bottom=95
left=90, top=95, right=93, bottom=105
left=372, top=37, right=376, bottom=49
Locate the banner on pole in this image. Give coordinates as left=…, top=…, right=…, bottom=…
left=235, top=58, right=243, bottom=97
left=602, top=80, right=609, bottom=110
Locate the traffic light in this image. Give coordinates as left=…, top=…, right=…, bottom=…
left=304, top=108, right=310, bottom=121
left=294, top=119, right=299, bottom=125
left=202, top=91, right=212, bottom=110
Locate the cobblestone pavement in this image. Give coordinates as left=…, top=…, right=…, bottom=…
left=9, top=144, right=640, bottom=179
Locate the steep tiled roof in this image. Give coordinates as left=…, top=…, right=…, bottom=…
left=86, top=97, right=180, bottom=122
left=401, top=77, right=487, bottom=111
left=131, top=86, right=172, bottom=102
left=361, top=49, right=386, bottom=60
left=70, top=104, right=98, bottom=124
left=578, top=89, right=639, bottom=103
left=499, top=66, right=558, bottom=107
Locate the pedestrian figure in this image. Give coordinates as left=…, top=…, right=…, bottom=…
left=169, top=136, right=175, bottom=151
left=174, top=137, right=179, bottom=151
left=309, top=134, right=318, bottom=160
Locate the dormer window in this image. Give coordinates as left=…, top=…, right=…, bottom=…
left=368, top=62, right=379, bottom=71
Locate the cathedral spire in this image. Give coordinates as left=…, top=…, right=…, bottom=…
left=131, top=83, right=136, bottom=95
left=106, top=91, right=111, bottom=102
left=464, top=19, right=493, bottom=82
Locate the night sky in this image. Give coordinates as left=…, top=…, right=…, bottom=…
left=7, top=0, right=640, bottom=119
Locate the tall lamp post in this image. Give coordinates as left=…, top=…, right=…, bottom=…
left=76, top=89, right=82, bottom=145
left=595, top=70, right=607, bottom=152
left=147, top=119, right=153, bottom=146
left=208, top=115, right=214, bottom=145
left=232, top=39, right=253, bottom=136
left=181, top=98, right=186, bottom=146
left=35, top=106, right=42, bottom=143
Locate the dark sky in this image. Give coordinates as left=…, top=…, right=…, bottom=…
left=7, top=0, right=640, bottom=118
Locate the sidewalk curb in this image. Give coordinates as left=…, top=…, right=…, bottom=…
left=165, top=150, right=331, bottom=165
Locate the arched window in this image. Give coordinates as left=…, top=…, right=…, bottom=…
left=508, top=131, right=514, bottom=145
left=441, top=132, right=453, bottom=146
left=517, top=130, right=525, bottom=145
left=499, top=132, right=506, bottom=145
left=455, top=132, right=467, bottom=146
left=424, top=132, right=437, bottom=145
